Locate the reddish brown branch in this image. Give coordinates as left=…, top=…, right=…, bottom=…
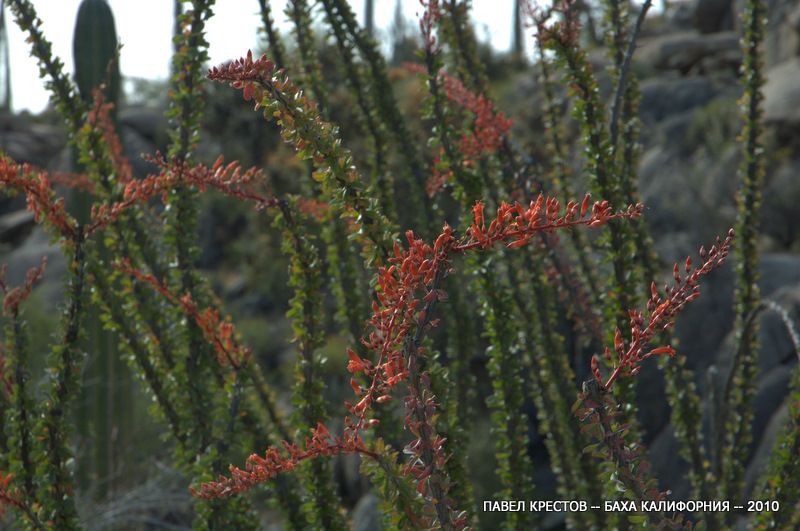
left=594, top=229, right=735, bottom=390
left=113, top=259, right=251, bottom=369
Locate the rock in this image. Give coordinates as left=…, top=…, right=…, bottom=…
left=672, top=257, right=736, bottom=372
left=0, top=112, right=64, bottom=168
left=352, top=493, right=381, bottom=531
left=758, top=285, right=800, bottom=369
left=648, top=425, right=691, bottom=499
left=763, top=59, right=800, bottom=126
left=119, top=126, right=160, bottom=177
left=640, top=121, right=740, bottom=235
left=692, top=0, right=735, bottom=34
left=640, top=76, right=717, bottom=123
left=625, top=264, right=799, bottom=516
left=0, top=195, right=25, bottom=221
left=118, top=105, right=166, bottom=144
left=704, top=284, right=799, bottom=481
left=639, top=145, right=726, bottom=241
left=637, top=31, right=741, bottom=74
left=759, top=255, right=800, bottom=298
left=674, top=254, right=800, bottom=378
left=760, top=0, right=800, bottom=67
left=638, top=147, right=699, bottom=235
left=699, top=144, right=740, bottom=212
left=651, top=230, right=698, bottom=267
left=666, top=2, right=695, bottom=31
left=656, top=110, right=697, bottom=151
left=762, top=157, right=800, bottom=248
left=335, top=452, right=366, bottom=507
left=636, top=361, right=671, bottom=442
left=0, top=210, right=35, bottom=246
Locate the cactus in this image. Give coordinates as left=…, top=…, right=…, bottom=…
left=72, top=0, right=127, bottom=501
left=73, top=0, right=119, bottom=105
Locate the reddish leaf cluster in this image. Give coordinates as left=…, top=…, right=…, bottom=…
left=145, top=154, right=274, bottom=208
left=527, top=0, right=581, bottom=46
left=191, top=422, right=375, bottom=499
left=3, top=93, right=274, bottom=242
left=418, top=0, right=442, bottom=52
left=113, top=259, right=251, bottom=369
left=206, top=49, right=275, bottom=103
left=405, top=63, right=513, bottom=196
left=457, top=193, right=642, bottom=252
left=295, top=197, right=330, bottom=221
left=49, top=171, right=95, bottom=193
left=0, top=257, right=47, bottom=316
left=347, top=225, right=453, bottom=420
left=594, top=229, right=735, bottom=390
left=194, top=194, right=641, bottom=512
left=0, top=472, right=23, bottom=516
left=0, top=158, right=76, bottom=239
left=401, top=379, right=453, bottom=506
left=440, top=73, right=512, bottom=159
left=426, top=148, right=454, bottom=197
left=87, top=87, right=133, bottom=185
left=349, top=224, right=460, bottom=522
left=88, top=155, right=276, bottom=235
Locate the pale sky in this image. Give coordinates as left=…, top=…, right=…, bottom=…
left=5, top=0, right=526, bottom=114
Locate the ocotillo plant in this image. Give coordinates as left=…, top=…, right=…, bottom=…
left=1, top=0, right=796, bottom=529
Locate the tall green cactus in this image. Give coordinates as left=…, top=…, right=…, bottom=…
left=71, top=0, right=120, bottom=224
left=73, top=0, right=119, bottom=107
left=72, top=0, right=127, bottom=501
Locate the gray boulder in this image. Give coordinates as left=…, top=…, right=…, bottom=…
left=692, top=0, right=735, bottom=34
left=640, top=76, right=718, bottom=123
left=762, top=157, right=800, bottom=248
left=763, top=59, right=800, bottom=126
left=352, top=493, right=381, bottom=531
left=0, top=112, right=64, bottom=168
left=759, top=286, right=800, bottom=369
left=760, top=0, right=800, bottom=67
left=119, top=126, right=160, bottom=177
left=638, top=141, right=737, bottom=245
left=0, top=209, right=35, bottom=247
left=637, top=31, right=741, bottom=74
left=118, top=105, right=166, bottom=144
left=648, top=424, right=691, bottom=499
left=680, top=255, right=800, bottom=375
